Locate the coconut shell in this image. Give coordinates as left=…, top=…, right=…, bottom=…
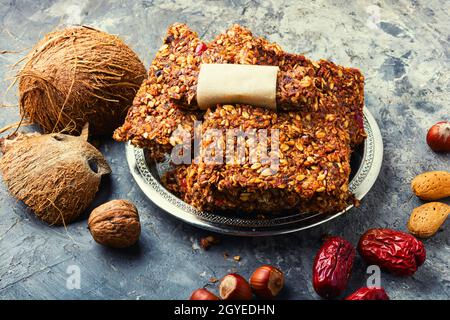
left=18, top=26, right=146, bottom=136
left=0, top=130, right=111, bottom=225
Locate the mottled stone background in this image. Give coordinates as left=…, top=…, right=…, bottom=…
left=0, top=0, right=449, bottom=300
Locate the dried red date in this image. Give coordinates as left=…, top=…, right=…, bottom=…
left=345, top=287, right=389, bottom=300
left=358, top=228, right=426, bottom=276
left=312, top=236, right=356, bottom=299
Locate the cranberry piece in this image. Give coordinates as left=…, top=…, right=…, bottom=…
left=195, top=42, right=207, bottom=56
left=354, top=113, right=364, bottom=130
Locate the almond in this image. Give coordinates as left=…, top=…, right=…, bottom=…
left=407, top=202, right=449, bottom=238
left=411, top=171, right=450, bottom=200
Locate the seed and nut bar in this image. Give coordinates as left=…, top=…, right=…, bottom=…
left=113, top=24, right=204, bottom=159
left=114, top=23, right=365, bottom=156
left=163, top=104, right=355, bottom=214
left=160, top=24, right=366, bottom=145
left=113, top=82, right=200, bottom=161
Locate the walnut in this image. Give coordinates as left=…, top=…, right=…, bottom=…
left=88, top=199, right=141, bottom=248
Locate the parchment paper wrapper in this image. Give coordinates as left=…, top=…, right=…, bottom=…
left=197, top=64, right=279, bottom=110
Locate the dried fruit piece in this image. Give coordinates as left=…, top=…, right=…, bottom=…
left=312, top=236, right=355, bottom=299
left=249, top=265, right=285, bottom=298
left=358, top=228, right=426, bottom=276
left=195, top=42, right=208, bottom=56
left=411, top=171, right=450, bottom=201
left=219, top=274, right=253, bottom=300
left=345, top=287, right=389, bottom=300
left=88, top=199, right=141, bottom=248
left=189, top=288, right=220, bottom=300
left=407, top=202, right=449, bottom=238
left=426, top=121, right=450, bottom=152
left=200, top=235, right=220, bottom=250
left=209, top=277, right=219, bottom=283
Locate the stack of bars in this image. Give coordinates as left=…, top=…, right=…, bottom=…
left=114, top=23, right=366, bottom=215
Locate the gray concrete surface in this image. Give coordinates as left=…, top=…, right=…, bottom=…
left=0, top=0, right=449, bottom=300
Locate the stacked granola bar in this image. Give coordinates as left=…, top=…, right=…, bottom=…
left=114, top=23, right=366, bottom=215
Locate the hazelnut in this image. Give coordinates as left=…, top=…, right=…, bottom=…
left=249, top=265, right=285, bottom=298
left=88, top=199, right=141, bottom=248
left=426, top=121, right=450, bottom=152
left=189, top=288, right=220, bottom=300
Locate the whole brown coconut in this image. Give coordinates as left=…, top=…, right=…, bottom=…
left=0, top=128, right=111, bottom=225
left=18, top=26, right=146, bottom=135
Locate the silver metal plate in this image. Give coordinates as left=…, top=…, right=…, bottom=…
left=126, top=107, right=383, bottom=236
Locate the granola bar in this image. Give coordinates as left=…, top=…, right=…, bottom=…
left=114, top=24, right=365, bottom=155
left=113, top=82, right=200, bottom=161
left=113, top=24, right=204, bottom=158
left=160, top=24, right=366, bottom=145
left=163, top=104, right=354, bottom=214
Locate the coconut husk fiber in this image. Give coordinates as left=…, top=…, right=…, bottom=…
left=0, top=127, right=111, bottom=225
left=18, top=26, right=146, bottom=136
